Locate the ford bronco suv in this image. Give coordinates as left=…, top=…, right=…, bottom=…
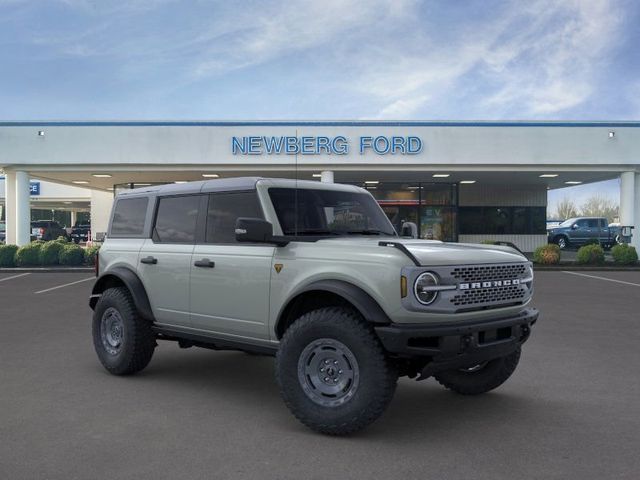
left=90, top=178, right=538, bottom=435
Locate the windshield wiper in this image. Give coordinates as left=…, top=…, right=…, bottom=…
left=345, top=229, right=387, bottom=235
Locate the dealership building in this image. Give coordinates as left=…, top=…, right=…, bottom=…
left=1, top=121, right=639, bottom=251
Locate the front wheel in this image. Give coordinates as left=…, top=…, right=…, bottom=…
left=275, top=307, right=397, bottom=435
left=92, top=287, right=156, bottom=375
left=434, top=348, right=521, bottom=395
left=555, top=236, right=569, bottom=249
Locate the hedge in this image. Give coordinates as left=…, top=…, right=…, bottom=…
left=0, top=244, right=19, bottom=267
left=84, top=245, right=100, bottom=266
left=59, top=244, right=85, bottom=266
left=576, top=244, right=605, bottom=265
left=40, top=241, right=64, bottom=265
left=611, top=244, right=638, bottom=265
left=15, top=242, right=43, bottom=266
left=533, top=244, right=561, bottom=265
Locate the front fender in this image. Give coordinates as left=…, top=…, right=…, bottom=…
left=89, top=266, right=154, bottom=321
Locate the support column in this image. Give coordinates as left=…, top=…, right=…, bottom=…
left=90, top=190, right=114, bottom=242
left=634, top=173, right=640, bottom=251
left=5, top=172, right=16, bottom=244
left=15, top=171, right=31, bottom=246
left=320, top=170, right=334, bottom=183
left=70, top=210, right=77, bottom=227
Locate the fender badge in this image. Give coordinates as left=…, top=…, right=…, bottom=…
left=274, top=263, right=283, bottom=274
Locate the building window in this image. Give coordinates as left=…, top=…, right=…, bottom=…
left=459, top=207, right=546, bottom=235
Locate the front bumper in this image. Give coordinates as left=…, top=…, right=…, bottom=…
left=375, top=307, right=538, bottom=378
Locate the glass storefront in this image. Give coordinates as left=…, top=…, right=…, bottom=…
left=358, top=183, right=458, bottom=241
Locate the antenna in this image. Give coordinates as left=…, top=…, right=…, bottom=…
left=294, top=128, right=298, bottom=237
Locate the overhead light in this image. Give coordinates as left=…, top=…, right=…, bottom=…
left=565, top=181, right=582, bottom=185
left=539, top=174, right=558, bottom=178
left=136, top=183, right=152, bottom=186
left=72, top=180, right=89, bottom=184
left=63, top=201, right=72, bottom=204
left=460, top=180, right=476, bottom=184
left=312, top=174, right=322, bottom=178
left=174, top=181, right=188, bottom=184
left=202, top=173, right=219, bottom=178
left=364, top=180, right=379, bottom=185
left=432, top=174, right=450, bottom=178
left=92, top=174, right=112, bottom=178
left=608, top=131, right=615, bottom=138
left=366, top=186, right=377, bottom=190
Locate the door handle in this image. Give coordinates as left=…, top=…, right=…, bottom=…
left=194, top=258, right=215, bottom=268
left=140, top=256, right=158, bottom=265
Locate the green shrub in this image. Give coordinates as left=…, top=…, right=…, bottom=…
left=15, top=242, right=43, bottom=266
left=611, top=243, right=638, bottom=265
left=0, top=244, right=19, bottom=267
left=59, top=244, right=84, bottom=265
left=39, top=241, right=64, bottom=265
left=576, top=244, right=605, bottom=265
left=533, top=244, right=561, bottom=265
left=84, top=245, right=100, bottom=266
left=55, top=236, right=69, bottom=243
left=480, top=240, right=496, bottom=245
left=583, top=238, right=601, bottom=246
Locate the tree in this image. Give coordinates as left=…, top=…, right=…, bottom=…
left=579, top=195, right=619, bottom=223
left=552, top=197, right=578, bottom=220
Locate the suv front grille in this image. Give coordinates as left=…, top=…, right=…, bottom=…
left=450, top=285, right=526, bottom=308
left=450, top=264, right=527, bottom=283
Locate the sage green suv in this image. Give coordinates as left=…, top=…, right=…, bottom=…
left=90, top=177, right=538, bottom=435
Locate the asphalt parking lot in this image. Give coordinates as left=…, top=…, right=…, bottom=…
left=1, top=271, right=639, bottom=479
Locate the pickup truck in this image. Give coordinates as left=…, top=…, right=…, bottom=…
left=547, top=217, right=618, bottom=249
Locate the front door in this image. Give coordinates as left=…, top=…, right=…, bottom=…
left=569, top=219, right=590, bottom=245
left=137, top=194, right=201, bottom=327
left=190, top=191, right=274, bottom=340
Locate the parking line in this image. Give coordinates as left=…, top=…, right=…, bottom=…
left=34, top=277, right=95, bottom=294
left=0, top=273, right=31, bottom=283
left=562, top=271, right=640, bottom=287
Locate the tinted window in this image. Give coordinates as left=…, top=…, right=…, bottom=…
left=206, top=192, right=263, bottom=243
left=459, top=207, right=546, bottom=235
left=587, top=219, right=599, bottom=228
left=154, top=195, right=200, bottom=243
left=575, top=219, right=589, bottom=228
left=110, top=197, right=148, bottom=236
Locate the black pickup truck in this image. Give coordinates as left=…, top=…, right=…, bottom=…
left=70, top=223, right=91, bottom=244
left=547, top=217, right=618, bottom=249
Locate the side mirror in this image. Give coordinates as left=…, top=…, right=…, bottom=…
left=235, top=218, right=289, bottom=246
left=571, top=223, right=579, bottom=230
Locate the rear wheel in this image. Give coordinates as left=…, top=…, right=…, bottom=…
left=92, top=287, right=156, bottom=375
left=275, top=307, right=397, bottom=435
left=434, top=348, right=521, bottom=395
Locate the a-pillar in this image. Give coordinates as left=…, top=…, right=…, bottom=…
left=620, top=171, right=639, bottom=250
left=320, top=171, right=334, bottom=183
left=15, top=171, right=31, bottom=246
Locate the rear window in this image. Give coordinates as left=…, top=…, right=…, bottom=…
left=111, top=197, right=148, bottom=236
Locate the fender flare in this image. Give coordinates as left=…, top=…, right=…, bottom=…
left=89, top=266, right=154, bottom=321
left=276, top=279, right=391, bottom=336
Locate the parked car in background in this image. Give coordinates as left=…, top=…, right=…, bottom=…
left=31, top=220, right=69, bottom=241
left=546, top=219, right=563, bottom=230
left=0, top=221, right=5, bottom=243
left=547, top=217, right=617, bottom=249
left=70, top=222, right=91, bottom=244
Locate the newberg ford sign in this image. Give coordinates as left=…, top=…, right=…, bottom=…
left=232, top=135, right=422, bottom=155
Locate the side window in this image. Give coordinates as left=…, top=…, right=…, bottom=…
left=153, top=195, right=200, bottom=243
left=575, top=219, right=588, bottom=228
left=111, top=197, right=149, bottom=236
left=600, top=219, right=607, bottom=228
left=587, top=219, right=599, bottom=228
left=206, top=191, right=263, bottom=243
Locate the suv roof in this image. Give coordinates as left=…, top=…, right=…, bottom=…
left=116, top=177, right=365, bottom=198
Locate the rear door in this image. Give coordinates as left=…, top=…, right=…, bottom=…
left=190, top=191, right=274, bottom=340
left=137, top=194, right=202, bottom=327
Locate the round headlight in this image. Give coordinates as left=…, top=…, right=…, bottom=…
left=414, top=272, right=439, bottom=305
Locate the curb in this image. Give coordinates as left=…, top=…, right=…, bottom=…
left=0, top=267, right=94, bottom=273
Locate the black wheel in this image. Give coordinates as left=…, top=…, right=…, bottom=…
left=555, top=236, right=569, bottom=249
left=434, top=348, right=521, bottom=395
left=275, top=307, right=397, bottom=435
left=92, top=287, right=156, bottom=375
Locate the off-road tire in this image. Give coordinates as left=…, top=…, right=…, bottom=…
left=434, top=348, right=521, bottom=395
left=92, top=287, right=156, bottom=375
left=275, top=307, right=397, bottom=435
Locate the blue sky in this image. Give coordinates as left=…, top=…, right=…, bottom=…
left=1, top=0, right=638, bottom=206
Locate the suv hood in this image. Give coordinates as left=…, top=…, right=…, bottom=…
left=315, top=237, right=527, bottom=266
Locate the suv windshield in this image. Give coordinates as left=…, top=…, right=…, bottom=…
left=559, top=218, right=578, bottom=227
left=268, top=188, right=396, bottom=237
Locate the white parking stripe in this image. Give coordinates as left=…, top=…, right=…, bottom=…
left=0, top=273, right=31, bottom=282
left=34, top=277, right=95, bottom=294
left=562, top=271, right=640, bottom=287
